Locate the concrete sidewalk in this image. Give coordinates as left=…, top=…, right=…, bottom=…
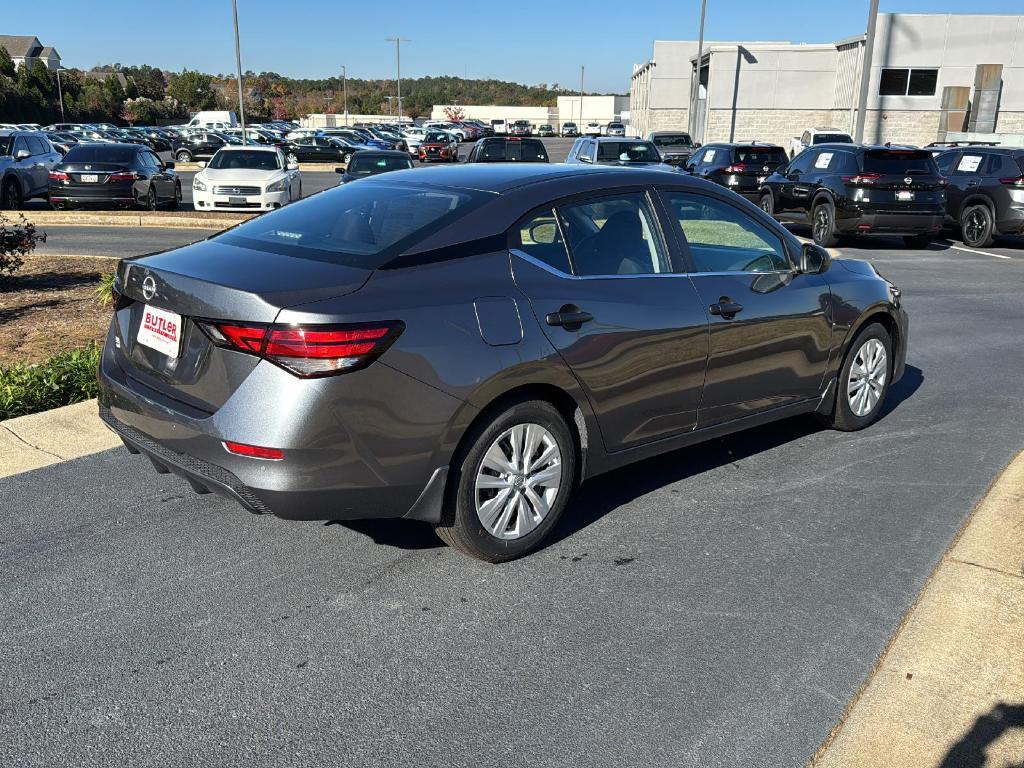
left=811, top=451, right=1024, bottom=767
left=0, top=400, right=119, bottom=478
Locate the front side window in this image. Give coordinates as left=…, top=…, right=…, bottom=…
left=662, top=191, right=791, bottom=274
left=557, top=194, right=670, bottom=277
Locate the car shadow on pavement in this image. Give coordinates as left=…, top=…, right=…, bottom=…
left=327, top=365, right=923, bottom=555
left=937, top=702, right=1024, bottom=768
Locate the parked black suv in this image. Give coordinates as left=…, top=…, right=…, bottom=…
left=934, top=146, right=1024, bottom=247
left=759, top=144, right=946, bottom=248
left=465, top=137, right=548, bottom=163
left=174, top=132, right=227, bottom=162
left=684, top=142, right=788, bottom=201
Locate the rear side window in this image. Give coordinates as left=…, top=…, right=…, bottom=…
left=557, top=194, right=670, bottom=277
left=514, top=209, right=571, bottom=274
left=862, top=150, right=938, bottom=175
left=985, top=153, right=1020, bottom=176
left=951, top=154, right=985, bottom=175
left=219, top=181, right=488, bottom=268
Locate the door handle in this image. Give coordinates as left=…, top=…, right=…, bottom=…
left=546, top=306, right=594, bottom=328
left=709, top=299, right=744, bottom=318
left=966, top=180, right=980, bottom=187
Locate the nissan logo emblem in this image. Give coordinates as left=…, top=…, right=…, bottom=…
left=141, top=275, right=157, bottom=301
left=904, top=176, right=913, bottom=185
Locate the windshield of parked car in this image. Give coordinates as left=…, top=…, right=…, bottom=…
left=208, top=150, right=281, bottom=171
left=61, top=145, right=138, bottom=164
left=347, top=155, right=413, bottom=176
left=425, top=132, right=449, bottom=143
left=651, top=133, right=693, bottom=148
left=733, top=147, right=788, bottom=164
left=863, top=149, right=938, bottom=175
left=219, top=182, right=488, bottom=268
left=596, top=141, right=661, bottom=162
left=812, top=133, right=853, bottom=144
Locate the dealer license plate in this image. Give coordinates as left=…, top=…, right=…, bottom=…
left=137, top=305, right=182, bottom=359
left=896, top=190, right=915, bottom=202
left=81, top=174, right=99, bottom=183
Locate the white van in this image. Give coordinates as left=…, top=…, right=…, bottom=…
left=491, top=119, right=508, bottom=135
left=187, top=111, right=238, bottom=130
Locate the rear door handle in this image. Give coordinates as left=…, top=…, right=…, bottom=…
left=546, top=307, right=594, bottom=328
left=709, top=299, right=744, bottom=318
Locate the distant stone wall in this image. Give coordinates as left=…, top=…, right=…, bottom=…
left=704, top=109, right=834, bottom=149
left=996, top=112, right=1024, bottom=134
left=862, top=110, right=942, bottom=147
left=646, top=108, right=689, bottom=135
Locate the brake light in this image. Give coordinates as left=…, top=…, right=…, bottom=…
left=223, top=441, right=284, bottom=461
left=842, top=172, right=883, bottom=185
left=48, top=170, right=69, bottom=182
left=199, top=321, right=404, bottom=378
left=724, top=163, right=747, bottom=173
left=999, top=176, right=1024, bottom=188
left=107, top=170, right=139, bottom=182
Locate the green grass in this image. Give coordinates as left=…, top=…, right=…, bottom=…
left=678, top=219, right=773, bottom=250
left=0, top=343, right=102, bottom=421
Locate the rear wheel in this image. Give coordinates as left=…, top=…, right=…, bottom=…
left=1, top=178, right=22, bottom=210
left=812, top=201, right=840, bottom=247
left=435, top=400, right=577, bottom=563
left=902, top=233, right=932, bottom=249
left=143, top=186, right=157, bottom=211
left=175, top=150, right=192, bottom=163
left=818, top=323, right=892, bottom=431
left=169, top=182, right=181, bottom=210
left=961, top=204, right=995, bottom=248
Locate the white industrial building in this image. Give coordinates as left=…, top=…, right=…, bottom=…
left=430, top=96, right=629, bottom=129
left=630, top=13, right=1024, bottom=148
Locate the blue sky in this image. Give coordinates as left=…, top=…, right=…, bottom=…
left=10, top=1, right=1024, bottom=93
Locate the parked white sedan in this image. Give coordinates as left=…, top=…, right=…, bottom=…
left=191, top=146, right=300, bottom=212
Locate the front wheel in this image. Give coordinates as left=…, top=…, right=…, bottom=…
left=175, top=150, right=192, bottom=162
left=435, top=400, right=577, bottom=562
left=818, top=323, right=892, bottom=431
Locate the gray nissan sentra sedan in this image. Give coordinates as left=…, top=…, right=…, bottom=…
left=98, top=164, right=908, bottom=562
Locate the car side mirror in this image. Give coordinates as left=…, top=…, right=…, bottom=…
left=334, top=166, right=344, bottom=174
left=15, top=149, right=30, bottom=160
left=287, top=160, right=299, bottom=170
left=693, top=142, right=702, bottom=149
left=800, top=243, right=831, bottom=275
left=197, top=161, right=207, bottom=169
left=163, top=161, right=175, bottom=170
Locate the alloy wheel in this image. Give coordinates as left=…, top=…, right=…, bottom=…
left=474, top=423, right=562, bottom=541
left=964, top=208, right=987, bottom=246
left=3, top=182, right=21, bottom=210
left=813, top=207, right=831, bottom=243
left=847, top=338, right=888, bottom=417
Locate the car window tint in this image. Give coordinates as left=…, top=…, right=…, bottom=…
left=700, top=148, right=717, bottom=165
left=985, top=153, right=1016, bottom=176
left=787, top=151, right=815, bottom=174
left=27, top=136, right=46, bottom=155
left=557, top=194, right=669, bottom=277
left=934, top=152, right=958, bottom=175
left=13, top=136, right=29, bottom=156
left=663, top=191, right=790, bottom=273
left=952, top=153, right=984, bottom=175
left=514, top=209, right=571, bottom=274
left=734, top=147, right=788, bottom=165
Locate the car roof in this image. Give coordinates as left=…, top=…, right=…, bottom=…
left=350, top=149, right=410, bottom=158
left=934, top=145, right=1022, bottom=155
left=216, top=144, right=279, bottom=152
left=589, top=137, right=648, bottom=143
left=703, top=142, right=784, bottom=149
left=811, top=127, right=850, bottom=133
left=365, top=163, right=676, bottom=194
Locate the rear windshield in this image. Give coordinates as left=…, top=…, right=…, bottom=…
left=347, top=154, right=412, bottom=176
left=651, top=133, right=693, bottom=148
left=61, top=145, right=138, bottom=164
left=812, top=133, right=852, bottom=144
left=863, top=150, right=938, bottom=175
left=208, top=150, right=281, bottom=170
left=478, top=139, right=548, bottom=162
left=218, top=181, right=489, bottom=268
left=596, top=141, right=660, bottom=162
left=732, top=147, right=788, bottom=164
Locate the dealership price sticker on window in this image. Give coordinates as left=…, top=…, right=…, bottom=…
left=815, top=153, right=833, bottom=169
left=958, top=155, right=983, bottom=173
left=137, top=305, right=182, bottom=359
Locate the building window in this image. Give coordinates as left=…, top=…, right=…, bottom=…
left=879, top=68, right=938, bottom=97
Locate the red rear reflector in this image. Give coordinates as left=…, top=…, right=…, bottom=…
left=858, top=224, right=872, bottom=231
left=108, top=170, right=139, bottom=182
left=223, top=441, right=284, bottom=460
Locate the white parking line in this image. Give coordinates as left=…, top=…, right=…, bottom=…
left=946, top=245, right=1013, bottom=260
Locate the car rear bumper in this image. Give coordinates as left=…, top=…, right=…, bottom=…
left=995, top=203, right=1024, bottom=235
left=49, top=181, right=139, bottom=206
left=835, top=209, right=944, bottom=236
left=96, top=323, right=464, bottom=523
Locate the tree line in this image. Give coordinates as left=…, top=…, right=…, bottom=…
left=0, top=48, right=614, bottom=125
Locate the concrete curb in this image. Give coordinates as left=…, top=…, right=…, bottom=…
left=0, top=400, right=120, bottom=479
left=810, top=449, right=1024, bottom=767
left=24, top=211, right=251, bottom=230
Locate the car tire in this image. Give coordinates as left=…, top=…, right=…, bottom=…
left=169, top=182, right=181, bottom=210
left=812, top=200, right=840, bottom=247
left=902, top=233, right=932, bottom=249
left=143, top=186, right=157, bottom=211
left=435, top=399, right=578, bottom=563
left=175, top=150, right=192, bottom=162
left=1, top=178, right=22, bottom=210
left=960, top=204, right=995, bottom=248
left=818, top=322, right=892, bottom=432
left=759, top=192, right=775, bottom=218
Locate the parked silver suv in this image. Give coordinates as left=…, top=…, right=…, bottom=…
left=0, top=130, right=63, bottom=209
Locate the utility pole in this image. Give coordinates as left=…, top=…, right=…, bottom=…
left=853, top=0, right=879, bottom=143
left=342, top=65, right=348, bottom=126
left=690, top=0, right=707, bottom=138
left=56, top=68, right=67, bottom=121
left=385, top=38, right=410, bottom=123
left=579, top=65, right=584, bottom=125
left=231, top=0, right=246, bottom=136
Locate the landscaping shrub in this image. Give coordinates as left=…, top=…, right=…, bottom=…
left=0, top=214, right=46, bottom=281
left=0, top=343, right=101, bottom=421
left=95, top=271, right=116, bottom=308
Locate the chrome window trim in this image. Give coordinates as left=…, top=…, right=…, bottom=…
left=510, top=249, right=796, bottom=281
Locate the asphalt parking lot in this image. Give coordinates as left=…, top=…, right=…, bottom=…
left=2, top=232, right=1023, bottom=766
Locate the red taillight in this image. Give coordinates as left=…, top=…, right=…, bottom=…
left=999, top=176, right=1024, bottom=188
left=842, top=172, right=883, bottom=185
left=199, top=321, right=404, bottom=378
left=108, top=170, right=139, bottom=183
left=48, top=170, right=69, bottom=182
left=724, top=163, right=747, bottom=173
left=223, top=441, right=284, bottom=461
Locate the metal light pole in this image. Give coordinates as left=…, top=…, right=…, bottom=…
left=231, top=0, right=246, bottom=136
left=854, top=0, right=880, bottom=143
left=385, top=96, right=396, bottom=117
left=579, top=65, right=584, bottom=124
left=56, top=68, right=68, bottom=121
left=690, top=0, right=707, bottom=138
left=385, top=38, right=410, bottom=123
left=342, top=65, right=348, bottom=125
